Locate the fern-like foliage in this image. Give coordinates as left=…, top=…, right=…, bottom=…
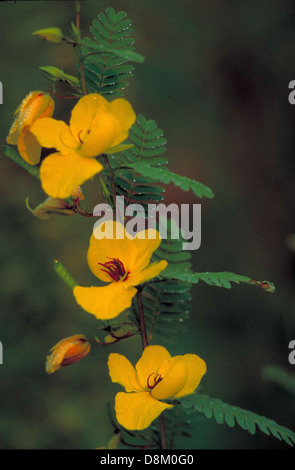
left=162, top=269, right=276, bottom=292
left=80, top=8, right=143, bottom=98
left=128, top=220, right=192, bottom=343
left=105, top=115, right=168, bottom=214
left=105, top=113, right=214, bottom=216
left=182, top=393, right=295, bottom=447
left=129, top=162, right=214, bottom=199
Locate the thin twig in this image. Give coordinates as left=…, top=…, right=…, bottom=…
left=137, top=288, right=148, bottom=349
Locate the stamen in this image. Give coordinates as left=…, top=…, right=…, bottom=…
left=78, top=130, right=83, bottom=144
left=147, top=372, right=163, bottom=389
left=99, top=257, right=129, bottom=282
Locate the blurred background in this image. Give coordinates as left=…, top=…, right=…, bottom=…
left=1, top=0, right=295, bottom=449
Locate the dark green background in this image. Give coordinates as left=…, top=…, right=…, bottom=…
left=1, top=0, right=295, bottom=449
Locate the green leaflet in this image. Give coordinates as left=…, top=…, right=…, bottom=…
left=182, top=393, right=295, bottom=447
left=2, top=145, right=40, bottom=180
left=128, top=162, right=214, bottom=199
left=80, top=7, right=144, bottom=98
left=161, top=269, right=275, bottom=292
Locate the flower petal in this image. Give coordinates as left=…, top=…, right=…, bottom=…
left=114, top=391, right=173, bottom=431
left=171, top=354, right=207, bottom=398
left=73, top=282, right=137, bottom=320
left=40, top=152, right=103, bottom=199
left=126, top=260, right=168, bottom=287
left=151, top=357, right=189, bottom=400
left=88, top=221, right=137, bottom=282
left=108, top=353, right=142, bottom=392
left=130, top=229, right=163, bottom=273
left=30, top=118, right=76, bottom=153
left=81, top=113, right=120, bottom=157
left=135, top=345, right=171, bottom=389
left=108, top=98, right=136, bottom=148
left=17, top=128, right=42, bottom=164
left=70, top=94, right=108, bottom=140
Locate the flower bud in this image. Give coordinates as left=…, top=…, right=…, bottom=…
left=26, top=197, right=75, bottom=220
left=39, top=66, right=80, bottom=88
left=46, top=334, right=91, bottom=374
left=6, top=91, right=54, bottom=164
left=32, top=27, right=64, bottom=44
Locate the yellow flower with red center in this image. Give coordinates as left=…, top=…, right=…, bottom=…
left=108, top=345, right=207, bottom=430
left=73, top=220, right=168, bottom=320
left=30, top=94, right=136, bottom=199
left=6, top=90, right=54, bottom=164
left=45, top=334, right=91, bottom=374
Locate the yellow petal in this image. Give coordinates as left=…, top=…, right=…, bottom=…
left=17, top=128, right=42, bottom=164
left=135, top=345, right=171, bottom=389
left=88, top=221, right=137, bottom=282
left=126, top=260, right=168, bottom=287
left=40, top=152, right=103, bottom=199
left=130, top=229, right=163, bottom=273
left=69, top=94, right=109, bottom=141
left=73, top=282, right=137, bottom=320
left=80, top=113, right=119, bottom=157
left=151, top=357, right=189, bottom=400
left=108, top=353, right=142, bottom=392
left=108, top=98, right=136, bottom=148
left=114, top=391, right=173, bottom=431
left=30, top=118, right=77, bottom=153
left=171, top=354, right=207, bottom=398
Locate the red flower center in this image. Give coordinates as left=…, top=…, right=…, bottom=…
left=147, top=372, right=163, bottom=389
left=99, top=257, right=129, bottom=282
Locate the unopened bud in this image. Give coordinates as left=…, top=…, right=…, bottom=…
left=26, top=197, right=75, bottom=220
left=6, top=91, right=54, bottom=164
left=39, top=66, right=80, bottom=88
left=32, top=27, right=64, bottom=44
left=46, top=334, right=91, bottom=374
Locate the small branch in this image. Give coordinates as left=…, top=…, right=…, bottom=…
left=102, top=154, right=117, bottom=212
left=137, top=288, right=148, bottom=349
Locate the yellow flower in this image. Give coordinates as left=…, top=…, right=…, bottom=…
left=108, top=345, right=207, bottom=430
left=30, top=94, right=136, bottom=199
left=45, top=334, right=91, bottom=374
left=73, top=220, right=168, bottom=320
left=6, top=91, right=54, bottom=164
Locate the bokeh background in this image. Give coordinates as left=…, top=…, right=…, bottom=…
left=1, top=0, right=295, bottom=449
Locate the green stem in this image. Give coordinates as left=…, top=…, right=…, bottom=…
left=75, top=0, right=88, bottom=95
left=102, top=154, right=117, bottom=212
left=137, top=288, right=148, bottom=349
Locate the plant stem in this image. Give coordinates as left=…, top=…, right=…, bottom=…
left=159, top=413, right=167, bottom=450
left=75, top=0, right=81, bottom=31
left=137, top=289, right=148, bottom=349
left=75, top=0, right=88, bottom=95
left=103, top=154, right=117, bottom=212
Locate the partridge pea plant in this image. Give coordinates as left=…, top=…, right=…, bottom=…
left=3, top=3, right=295, bottom=449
